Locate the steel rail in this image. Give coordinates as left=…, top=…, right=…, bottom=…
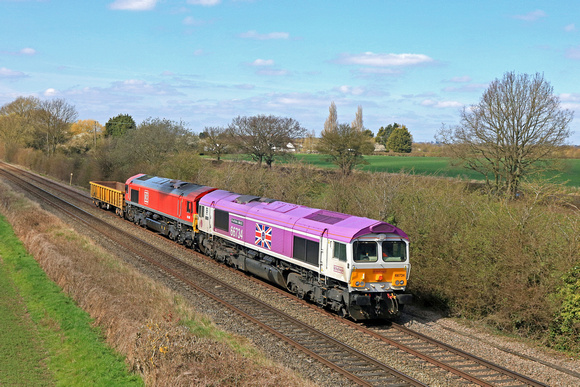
left=0, top=165, right=425, bottom=387
left=2, top=162, right=553, bottom=386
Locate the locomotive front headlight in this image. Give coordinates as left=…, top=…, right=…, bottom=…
left=355, top=281, right=360, bottom=286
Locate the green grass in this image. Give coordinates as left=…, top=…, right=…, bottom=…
left=0, top=249, right=52, bottom=386
left=288, top=154, right=580, bottom=187
left=0, top=215, right=143, bottom=387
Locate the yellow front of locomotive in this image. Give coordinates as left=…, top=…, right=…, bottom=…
left=346, top=234, right=411, bottom=320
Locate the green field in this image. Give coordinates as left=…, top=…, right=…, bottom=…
left=289, top=154, right=580, bottom=187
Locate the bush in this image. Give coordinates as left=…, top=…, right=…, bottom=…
left=550, top=266, right=580, bottom=352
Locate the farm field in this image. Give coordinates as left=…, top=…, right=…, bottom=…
left=290, top=154, right=580, bottom=187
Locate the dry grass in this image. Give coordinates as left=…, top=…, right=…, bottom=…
left=0, top=181, right=312, bottom=386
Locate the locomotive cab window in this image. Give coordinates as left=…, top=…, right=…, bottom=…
left=333, top=242, right=347, bottom=262
left=353, top=241, right=378, bottom=262
left=381, top=241, right=407, bottom=262
left=186, top=201, right=192, bottom=213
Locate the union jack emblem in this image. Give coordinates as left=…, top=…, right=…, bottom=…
left=255, top=223, right=272, bottom=249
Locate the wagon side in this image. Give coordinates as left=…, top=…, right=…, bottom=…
left=90, top=181, right=125, bottom=215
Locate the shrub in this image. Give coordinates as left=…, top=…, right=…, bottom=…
left=549, top=266, right=580, bottom=352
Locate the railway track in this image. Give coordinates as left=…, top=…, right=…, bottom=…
left=0, top=164, right=423, bottom=387
left=0, top=163, right=554, bottom=386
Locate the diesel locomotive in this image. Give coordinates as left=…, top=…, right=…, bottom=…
left=90, top=174, right=412, bottom=320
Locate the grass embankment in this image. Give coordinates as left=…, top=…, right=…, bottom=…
left=0, top=215, right=141, bottom=386
left=0, top=181, right=311, bottom=386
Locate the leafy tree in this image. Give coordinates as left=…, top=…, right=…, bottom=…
left=71, top=119, right=104, bottom=136
left=104, top=114, right=136, bottom=137
left=32, top=98, right=78, bottom=154
left=201, top=126, right=229, bottom=161
left=68, top=119, right=104, bottom=152
left=437, top=72, right=573, bottom=198
left=362, top=129, right=374, bottom=138
left=386, top=126, right=413, bottom=153
left=228, top=115, right=306, bottom=167
left=317, top=104, right=374, bottom=175
left=0, top=96, right=40, bottom=160
left=376, top=123, right=400, bottom=149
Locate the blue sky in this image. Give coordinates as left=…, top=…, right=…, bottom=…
left=1, top=0, right=579, bottom=144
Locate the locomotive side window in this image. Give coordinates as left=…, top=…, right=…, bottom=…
left=186, top=201, right=192, bottom=213
left=333, top=242, right=347, bottom=262
left=381, top=241, right=407, bottom=262
left=214, top=208, right=229, bottom=231
left=293, top=236, right=319, bottom=266
left=353, top=241, right=378, bottom=262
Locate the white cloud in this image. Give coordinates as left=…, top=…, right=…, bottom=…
left=239, top=30, right=289, bottom=40
left=443, top=83, right=487, bottom=93
left=20, top=47, right=36, bottom=55
left=448, top=76, right=472, bottom=83
left=513, top=10, right=546, bottom=22
left=109, top=0, right=157, bottom=11
left=560, top=93, right=580, bottom=102
left=108, top=79, right=184, bottom=96
left=421, top=99, right=463, bottom=108
left=187, top=0, right=221, bottom=5
left=44, top=88, right=58, bottom=96
left=251, top=59, right=274, bottom=66
left=235, top=84, right=255, bottom=90
left=0, top=67, right=27, bottom=78
left=336, top=52, right=434, bottom=67
left=564, top=23, right=576, bottom=32
left=268, top=93, right=329, bottom=108
left=336, top=85, right=365, bottom=96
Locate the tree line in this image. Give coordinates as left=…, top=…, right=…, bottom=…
left=0, top=71, right=574, bottom=199
left=0, top=97, right=411, bottom=176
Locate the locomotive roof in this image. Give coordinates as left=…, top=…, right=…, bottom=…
left=126, top=174, right=214, bottom=198
left=200, top=189, right=408, bottom=243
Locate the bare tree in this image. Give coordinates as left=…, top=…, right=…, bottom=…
left=33, top=98, right=78, bottom=154
left=437, top=72, right=573, bottom=198
left=351, top=105, right=363, bottom=132
left=201, top=126, right=229, bottom=161
left=228, top=115, right=306, bottom=167
left=317, top=104, right=374, bottom=175
left=324, top=101, right=338, bottom=133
